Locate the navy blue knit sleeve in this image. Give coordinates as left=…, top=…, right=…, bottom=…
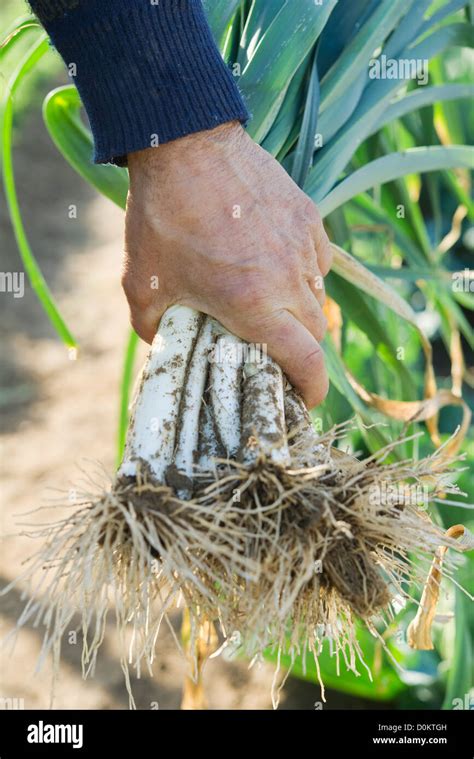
left=29, top=0, right=250, bottom=164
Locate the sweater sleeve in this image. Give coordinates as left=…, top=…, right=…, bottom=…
left=28, top=0, right=250, bottom=165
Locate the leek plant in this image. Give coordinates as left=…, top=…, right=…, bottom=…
left=1, top=0, right=473, bottom=708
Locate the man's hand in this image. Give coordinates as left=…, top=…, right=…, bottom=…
left=124, top=121, right=332, bottom=408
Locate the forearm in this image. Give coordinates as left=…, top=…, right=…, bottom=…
left=28, top=0, right=250, bottom=164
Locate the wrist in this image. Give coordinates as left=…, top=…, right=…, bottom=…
left=128, top=121, right=246, bottom=183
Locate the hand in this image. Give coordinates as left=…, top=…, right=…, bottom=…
left=123, top=121, right=332, bottom=408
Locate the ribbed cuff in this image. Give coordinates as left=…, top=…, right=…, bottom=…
left=31, top=0, right=250, bottom=164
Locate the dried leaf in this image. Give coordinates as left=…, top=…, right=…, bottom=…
left=407, top=525, right=474, bottom=650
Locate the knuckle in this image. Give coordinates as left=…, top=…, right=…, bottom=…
left=302, top=197, right=320, bottom=223
left=316, top=314, right=328, bottom=340
left=222, top=276, right=268, bottom=313
left=318, top=240, right=333, bottom=276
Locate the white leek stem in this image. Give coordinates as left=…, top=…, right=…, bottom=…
left=174, top=317, right=214, bottom=490
left=240, top=356, right=290, bottom=466
left=119, top=305, right=202, bottom=480
left=209, top=333, right=243, bottom=458
left=197, top=397, right=223, bottom=470
left=284, top=390, right=323, bottom=462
